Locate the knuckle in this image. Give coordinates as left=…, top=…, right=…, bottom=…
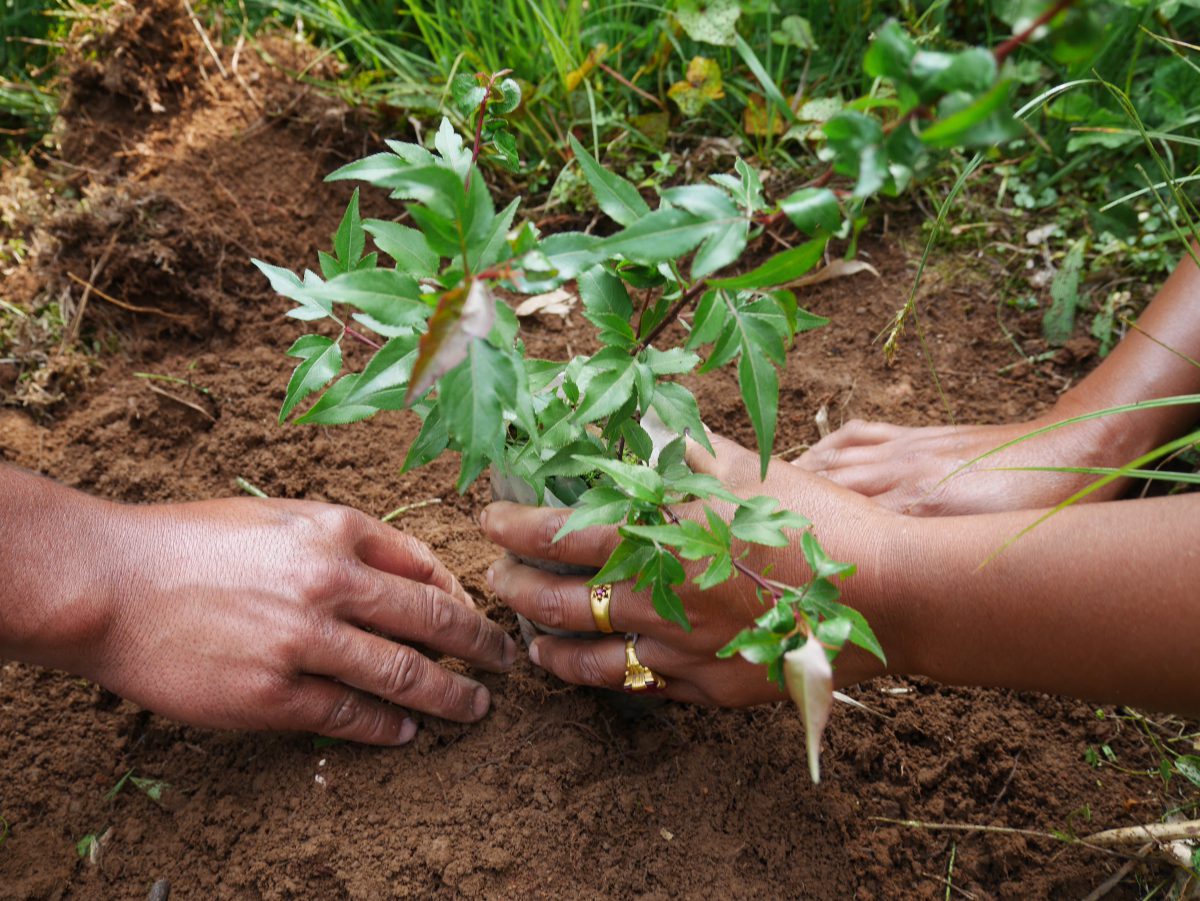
left=323, top=690, right=364, bottom=733
left=575, top=647, right=609, bottom=687
left=317, top=504, right=365, bottom=544
left=382, top=645, right=424, bottom=699
left=423, top=587, right=459, bottom=637
left=531, top=581, right=572, bottom=630
left=399, top=535, right=438, bottom=584
left=295, top=555, right=360, bottom=604
left=536, top=515, right=567, bottom=560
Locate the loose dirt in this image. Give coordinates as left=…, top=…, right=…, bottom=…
left=1, top=5, right=1194, bottom=899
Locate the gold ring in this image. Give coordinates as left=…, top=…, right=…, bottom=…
left=589, top=583, right=614, bottom=633
left=622, top=633, right=666, bottom=693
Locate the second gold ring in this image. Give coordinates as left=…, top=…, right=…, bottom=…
left=589, top=582, right=614, bottom=633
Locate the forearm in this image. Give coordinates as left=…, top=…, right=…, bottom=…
left=0, top=464, right=120, bottom=672
left=890, top=493, right=1200, bottom=714
left=1053, top=248, right=1200, bottom=456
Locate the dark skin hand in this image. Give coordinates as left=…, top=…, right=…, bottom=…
left=794, top=249, right=1200, bottom=515
left=483, top=433, right=1200, bottom=717
left=0, top=465, right=516, bottom=745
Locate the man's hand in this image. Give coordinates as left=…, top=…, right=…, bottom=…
left=1, top=466, right=515, bottom=745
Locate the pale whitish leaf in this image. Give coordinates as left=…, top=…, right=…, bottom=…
left=434, top=117, right=472, bottom=180
left=785, top=258, right=879, bottom=289
left=281, top=335, right=341, bottom=423
left=676, top=0, right=741, bottom=47
left=406, top=279, right=496, bottom=403
left=784, top=635, right=834, bottom=783
left=514, top=288, right=576, bottom=318
left=568, top=135, right=651, bottom=227
left=252, top=260, right=333, bottom=322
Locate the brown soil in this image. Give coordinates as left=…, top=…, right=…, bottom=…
left=1, top=5, right=1195, bottom=899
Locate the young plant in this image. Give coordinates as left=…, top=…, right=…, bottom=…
left=255, top=19, right=1046, bottom=779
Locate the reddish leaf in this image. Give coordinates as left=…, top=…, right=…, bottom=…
left=405, top=279, right=496, bottom=404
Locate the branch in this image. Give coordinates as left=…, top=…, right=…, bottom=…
left=634, top=280, right=709, bottom=352
left=993, top=0, right=1076, bottom=64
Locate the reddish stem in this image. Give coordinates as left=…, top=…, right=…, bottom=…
left=345, top=326, right=383, bottom=350
left=597, top=61, right=668, bottom=112
left=634, top=280, right=709, bottom=353
left=465, top=79, right=493, bottom=191
left=993, top=0, right=1075, bottom=64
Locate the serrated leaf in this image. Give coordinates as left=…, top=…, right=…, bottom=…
left=441, top=341, right=516, bottom=492
left=297, top=335, right=417, bottom=424
left=307, top=269, right=426, bottom=329
left=709, top=237, right=827, bottom=290
left=470, top=196, right=519, bottom=271
left=731, top=495, right=809, bottom=546
left=718, top=627, right=787, bottom=664
left=649, top=382, right=712, bottom=453
left=407, top=279, right=497, bottom=403
left=736, top=326, right=780, bottom=478
left=281, top=335, right=341, bottom=422
left=573, top=361, right=637, bottom=424
left=572, top=455, right=664, bottom=504
left=594, top=207, right=717, bottom=265
left=402, top=404, right=448, bottom=473
left=800, top=531, right=856, bottom=580
left=807, top=596, right=885, bottom=664
left=253, top=260, right=334, bottom=322
left=363, top=220, right=439, bottom=278
left=592, top=538, right=657, bottom=584
left=434, top=117, right=472, bottom=180
left=643, top=551, right=690, bottom=631
left=554, top=486, right=632, bottom=540
left=568, top=135, right=651, bottom=227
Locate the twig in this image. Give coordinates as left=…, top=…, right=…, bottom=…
left=635, top=280, right=709, bottom=353
left=597, top=61, right=667, bottom=112
left=1083, top=819, right=1200, bottom=847
left=182, top=0, right=228, bottom=78
left=65, top=234, right=119, bottom=346
left=1080, top=845, right=1151, bottom=901
left=993, top=0, right=1076, bottom=64
left=133, top=372, right=212, bottom=395
left=381, top=498, right=441, bottom=522
left=345, top=326, right=383, bottom=351
left=235, top=477, right=269, bottom=498
left=143, top=383, right=215, bottom=422
left=66, top=272, right=191, bottom=324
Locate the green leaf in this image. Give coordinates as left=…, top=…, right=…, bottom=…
left=642, top=347, right=699, bottom=376
left=709, top=238, right=827, bottom=290
left=493, top=78, right=522, bottom=114
left=738, top=350, right=778, bottom=480
left=664, top=470, right=740, bottom=505
left=686, top=289, right=727, bottom=350
left=574, top=361, right=637, bottom=423
left=649, top=382, right=712, bottom=453
left=657, top=184, right=746, bottom=278
left=450, top=73, right=487, bottom=115
left=572, top=455, right=664, bottom=504
left=470, top=196, right=518, bottom=271
left=596, top=207, right=719, bottom=265
left=623, top=519, right=727, bottom=561
left=823, top=111, right=888, bottom=198
left=731, top=495, right=809, bottom=546
left=806, top=596, right=885, bottom=664
left=800, top=531, right=856, bottom=579
left=568, top=135, right=650, bottom=227
left=441, top=341, right=516, bottom=492
left=1043, top=239, right=1085, bottom=347
left=779, top=188, right=840, bottom=236
left=298, top=335, right=417, bottom=425
left=308, top=269, right=426, bottom=330
left=718, top=628, right=787, bottom=664
left=676, top=0, right=740, bottom=46
left=592, top=538, right=658, bottom=584
left=639, top=549, right=690, bottom=631
left=433, top=117, right=472, bottom=180
left=402, top=405, right=448, bottom=472
left=920, top=80, right=1019, bottom=150
left=1174, top=755, right=1200, bottom=788
left=579, top=265, right=634, bottom=322
left=863, top=19, right=915, bottom=83
left=555, top=486, right=632, bottom=540
left=281, top=335, right=341, bottom=423
left=333, top=188, right=365, bottom=268
left=364, top=220, right=439, bottom=278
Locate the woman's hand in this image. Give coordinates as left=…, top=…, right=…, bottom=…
left=0, top=465, right=516, bottom=746
left=481, top=433, right=902, bottom=707
left=791, top=413, right=1121, bottom=516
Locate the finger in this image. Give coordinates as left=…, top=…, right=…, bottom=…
left=357, top=523, right=473, bottom=608
left=312, top=627, right=491, bottom=723
left=816, top=419, right=910, bottom=450
left=684, top=431, right=754, bottom=478
left=793, top=442, right=900, bottom=475
left=529, top=633, right=701, bottom=701
left=818, top=462, right=902, bottom=498
left=479, top=501, right=621, bottom=568
left=284, top=676, right=418, bottom=746
left=353, top=570, right=516, bottom=673
left=486, top=555, right=657, bottom=635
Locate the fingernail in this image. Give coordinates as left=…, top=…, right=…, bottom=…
left=501, top=635, right=517, bottom=670
left=485, top=564, right=495, bottom=591
left=528, top=638, right=541, bottom=667
left=478, top=507, right=490, bottom=532
left=396, top=717, right=418, bottom=745
left=472, top=686, right=491, bottom=719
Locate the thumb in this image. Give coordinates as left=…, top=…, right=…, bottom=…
left=684, top=430, right=754, bottom=478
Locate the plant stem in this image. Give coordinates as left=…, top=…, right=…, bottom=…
left=993, top=0, right=1076, bottom=64
left=466, top=79, right=493, bottom=192
left=345, top=326, right=383, bottom=350
left=597, top=60, right=667, bottom=112
left=635, top=280, right=709, bottom=352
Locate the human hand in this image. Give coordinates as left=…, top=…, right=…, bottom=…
left=791, top=412, right=1122, bottom=516
left=480, top=433, right=900, bottom=707
left=82, top=498, right=515, bottom=745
